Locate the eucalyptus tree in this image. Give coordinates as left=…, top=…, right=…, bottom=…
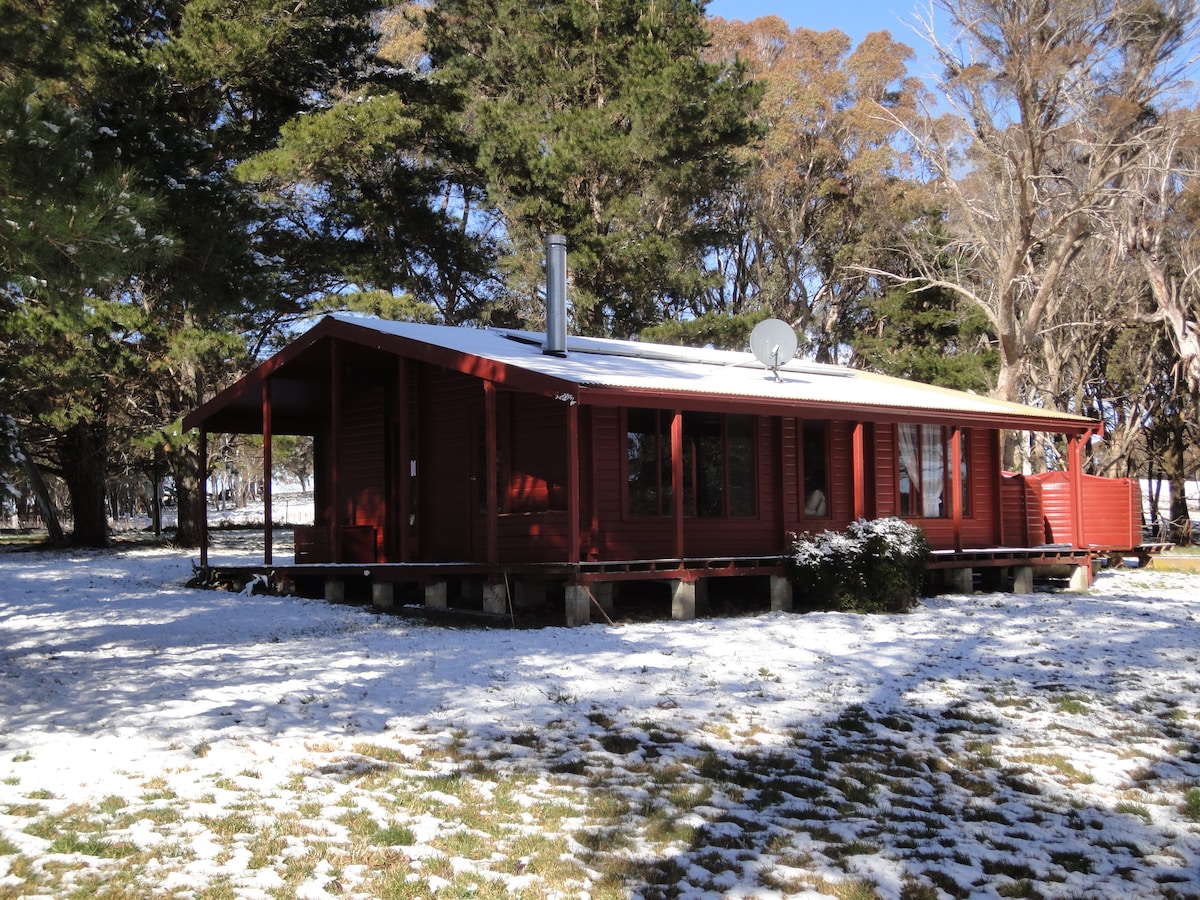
left=703, top=16, right=931, bottom=361
left=1113, top=110, right=1200, bottom=397
left=883, top=0, right=1199, bottom=466
left=424, top=0, right=760, bottom=337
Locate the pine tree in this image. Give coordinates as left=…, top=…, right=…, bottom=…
left=425, top=0, right=760, bottom=336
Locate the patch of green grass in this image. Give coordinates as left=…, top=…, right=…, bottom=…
left=434, top=827, right=492, bottom=859
left=1052, top=695, right=1091, bottom=715
left=586, top=711, right=615, bottom=729
left=996, top=879, right=1044, bottom=899
left=1049, top=850, right=1093, bottom=874
left=198, top=810, right=256, bottom=838
left=374, top=823, right=416, bottom=846
left=1181, top=786, right=1200, bottom=821
left=47, top=831, right=141, bottom=858
left=351, top=742, right=409, bottom=764
left=1116, top=800, right=1153, bottom=823
left=1012, top=752, right=1095, bottom=785
left=599, top=733, right=642, bottom=755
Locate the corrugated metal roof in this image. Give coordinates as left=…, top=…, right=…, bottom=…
left=329, top=313, right=1097, bottom=431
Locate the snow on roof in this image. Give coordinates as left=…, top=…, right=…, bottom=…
left=330, top=313, right=1096, bottom=430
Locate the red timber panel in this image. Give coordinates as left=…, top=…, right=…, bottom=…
left=496, top=515, right=572, bottom=562
left=504, top=392, right=570, bottom=513
left=312, top=429, right=334, bottom=529
left=419, top=367, right=482, bottom=561
left=827, top=421, right=855, bottom=531
left=781, top=417, right=801, bottom=527
left=494, top=391, right=574, bottom=563
left=962, top=428, right=999, bottom=547
left=1081, top=475, right=1142, bottom=551
left=337, top=382, right=386, bottom=559
left=873, top=423, right=897, bottom=518
left=1027, top=471, right=1076, bottom=545
left=1000, top=474, right=1043, bottom=547
left=1019, top=471, right=1140, bottom=551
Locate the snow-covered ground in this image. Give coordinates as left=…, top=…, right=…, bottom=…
left=1, top=543, right=1198, bottom=899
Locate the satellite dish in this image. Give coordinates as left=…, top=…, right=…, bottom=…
left=749, top=318, right=798, bottom=382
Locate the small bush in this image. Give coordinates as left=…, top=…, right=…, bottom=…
left=789, top=518, right=930, bottom=613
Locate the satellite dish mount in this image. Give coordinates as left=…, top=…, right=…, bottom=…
left=749, top=318, right=799, bottom=383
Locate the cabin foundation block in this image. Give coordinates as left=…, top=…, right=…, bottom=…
left=325, top=579, right=345, bottom=604
left=565, top=585, right=590, bottom=627
left=372, top=582, right=394, bottom=610
left=1068, top=564, right=1090, bottom=592
left=424, top=580, right=448, bottom=610
left=482, top=582, right=508, bottom=616
left=769, top=574, right=793, bottom=612
left=949, top=567, right=974, bottom=594
left=671, top=580, right=697, bottom=621
left=1012, top=566, right=1034, bottom=594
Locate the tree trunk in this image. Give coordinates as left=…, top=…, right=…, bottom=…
left=994, top=359, right=1024, bottom=472
left=1167, top=425, right=1193, bottom=546
left=171, top=436, right=205, bottom=548
left=16, top=442, right=65, bottom=543
left=58, top=420, right=110, bottom=548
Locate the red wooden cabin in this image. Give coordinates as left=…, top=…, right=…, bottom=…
left=183, top=308, right=1103, bottom=621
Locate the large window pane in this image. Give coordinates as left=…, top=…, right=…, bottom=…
left=727, top=415, right=755, bottom=517
left=683, top=412, right=722, bottom=517
left=627, top=408, right=671, bottom=516
left=802, top=421, right=829, bottom=517
left=628, top=409, right=756, bottom=518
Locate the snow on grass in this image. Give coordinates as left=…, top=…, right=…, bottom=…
left=1, top=544, right=1199, bottom=899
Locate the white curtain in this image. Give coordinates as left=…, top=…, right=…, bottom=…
left=898, top=423, right=945, bottom=517
left=920, top=426, right=945, bottom=517
left=898, top=424, right=920, bottom=514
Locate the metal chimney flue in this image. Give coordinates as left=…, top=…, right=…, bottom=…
left=544, top=234, right=568, bottom=357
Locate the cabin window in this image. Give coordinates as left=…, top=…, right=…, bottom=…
left=627, top=408, right=673, bottom=516
left=682, top=412, right=756, bottom=518
left=801, top=421, right=830, bottom=517
left=627, top=409, right=756, bottom=518
left=898, top=425, right=970, bottom=518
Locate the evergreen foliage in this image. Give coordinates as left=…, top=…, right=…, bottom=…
left=425, top=0, right=761, bottom=336
left=639, top=312, right=765, bottom=351
left=850, top=285, right=999, bottom=393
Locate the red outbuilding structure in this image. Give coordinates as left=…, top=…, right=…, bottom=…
left=183, top=308, right=1109, bottom=623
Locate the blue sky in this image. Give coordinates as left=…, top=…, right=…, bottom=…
left=703, top=0, right=924, bottom=45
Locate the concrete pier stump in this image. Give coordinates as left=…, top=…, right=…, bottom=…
left=671, top=580, right=697, bottom=621
left=371, top=581, right=394, bottom=611
left=769, top=574, right=793, bottom=612
left=565, top=585, right=590, bottom=627
left=424, top=580, right=448, bottom=610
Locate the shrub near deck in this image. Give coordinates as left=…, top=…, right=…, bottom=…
left=789, top=517, right=930, bottom=613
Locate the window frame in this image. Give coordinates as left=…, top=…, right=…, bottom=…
left=624, top=408, right=757, bottom=520
left=798, top=419, right=832, bottom=519
left=897, top=424, right=971, bottom=519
